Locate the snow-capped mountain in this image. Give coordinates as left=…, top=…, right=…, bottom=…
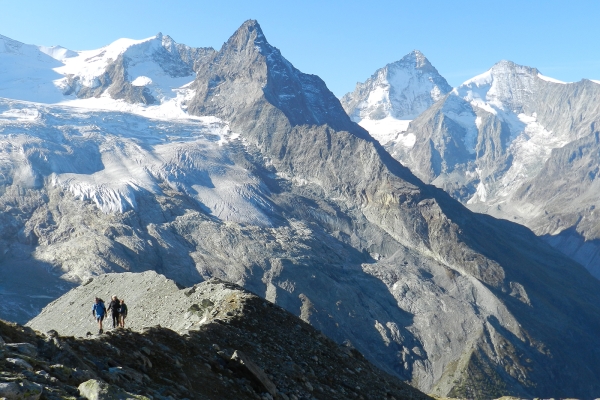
left=2, top=21, right=600, bottom=398
left=340, top=50, right=451, bottom=145
left=385, top=59, right=600, bottom=278
left=0, top=31, right=215, bottom=116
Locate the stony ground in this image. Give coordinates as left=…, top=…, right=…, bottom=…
left=4, top=275, right=431, bottom=399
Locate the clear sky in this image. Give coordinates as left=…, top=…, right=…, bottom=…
left=1, top=0, right=598, bottom=97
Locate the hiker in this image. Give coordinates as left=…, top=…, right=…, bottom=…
left=92, top=297, right=106, bottom=334
left=119, top=299, right=128, bottom=328
left=107, top=295, right=121, bottom=329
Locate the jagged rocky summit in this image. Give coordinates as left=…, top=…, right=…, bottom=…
left=378, top=59, right=600, bottom=279
left=5, top=271, right=428, bottom=399
left=1, top=20, right=600, bottom=399
left=340, top=50, right=452, bottom=145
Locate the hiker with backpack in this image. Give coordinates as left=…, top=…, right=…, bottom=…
left=119, top=299, right=128, bottom=328
left=92, top=297, right=106, bottom=334
left=107, top=295, right=121, bottom=329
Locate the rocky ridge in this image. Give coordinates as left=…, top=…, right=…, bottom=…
left=1, top=20, right=600, bottom=399
left=12, top=272, right=429, bottom=400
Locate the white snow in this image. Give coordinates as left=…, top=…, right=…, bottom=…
left=537, top=73, right=568, bottom=84
left=0, top=34, right=66, bottom=103
left=37, top=45, right=77, bottom=61
left=0, top=32, right=198, bottom=118
left=591, top=80, right=600, bottom=85
left=358, top=117, right=412, bottom=146
left=495, top=113, right=569, bottom=199
left=55, top=35, right=159, bottom=87
left=0, top=99, right=273, bottom=225
left=131, top=76, right=153, bottom=87
left=460, top=70, right=493, bottom=88
left=467, top=175, right=487, bottom=204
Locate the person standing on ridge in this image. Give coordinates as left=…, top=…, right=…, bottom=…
left=119, top=298, right=128, bottom=328
left=107, top=295, right=121, bottom=329
left=92, top=297, right=106, bottom=334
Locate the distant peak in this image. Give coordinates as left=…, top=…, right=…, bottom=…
left=408, top=49, right=425, bottom=60
left=492, top=59, right=518, bottom=68
left=155, top=32, right=163, bottom=40
left=489, top=60, right=539, bottom=76
left=490, top=59, right=538, bottom=74
left=393, top=50, right=433, bottom=70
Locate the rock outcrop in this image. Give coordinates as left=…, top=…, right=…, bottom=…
left=20, top=272, right=429, bottom=400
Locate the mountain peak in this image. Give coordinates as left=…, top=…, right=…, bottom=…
left=397, top=50, right=430, bottom=69
left=387, top=50, right=445, bottom=79
left=490, top=59, right=538, bottom=75
left=459, top=59, right=540, bottom=90
left=341, top=50, right=452, bottom=124
left=224, top=19, right=267, bottom=52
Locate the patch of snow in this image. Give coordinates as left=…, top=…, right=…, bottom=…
left=37, top=45, right=77, bottom=61
left=131, top=76, right=153, bottom=87
left=358, top=117, right=411, bottom=146
left=460, top=70, right=493, bottom=88
left=537, top=73, right=568, bottom=84
left=55, top=35, right=159, bottom=87
left=495, top=113, right=568, bottom=199
left=395, top=132, right=417, bottom=148
left=57, top=83, right=197, bottom=121
left=0, top=35, right=66, bottom=103
left=591, top=80, right=600, bottom=85
left=467, top=170, right=487, bottom=204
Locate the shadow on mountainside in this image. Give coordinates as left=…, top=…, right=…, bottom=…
left=541, top=226, right=600, bottom=280
left=0, top=258, right=76, bottom=324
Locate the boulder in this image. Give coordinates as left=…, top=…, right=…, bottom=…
left=230, top=350, right=277, bottom=397
left=0, top=380, right=43, bottom=400
left=78, top=379, right=149, bottom=400
left=6, top=357, right=33, bottom=371
left=5, top=342, right=38, bottom=357
left=0, top=382, right=21, bottom=399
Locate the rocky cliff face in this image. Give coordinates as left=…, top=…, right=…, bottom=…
left=5, top=272, right=428, bottom=400
left=2, top=20, right=600, bottom=399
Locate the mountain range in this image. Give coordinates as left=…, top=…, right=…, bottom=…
left=343, top=54, right=600, bottom=281
left=1, top=20, right=600, bottom=398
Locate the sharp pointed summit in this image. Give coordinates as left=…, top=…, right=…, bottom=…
left=188, top=19, right=361, bottom=135
left=224, top=19, right=268, bottom=52
left=340, top=50, right=451, bottom=145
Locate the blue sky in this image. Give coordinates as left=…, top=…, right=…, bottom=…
left=1, top=0, right=598, bottom=96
